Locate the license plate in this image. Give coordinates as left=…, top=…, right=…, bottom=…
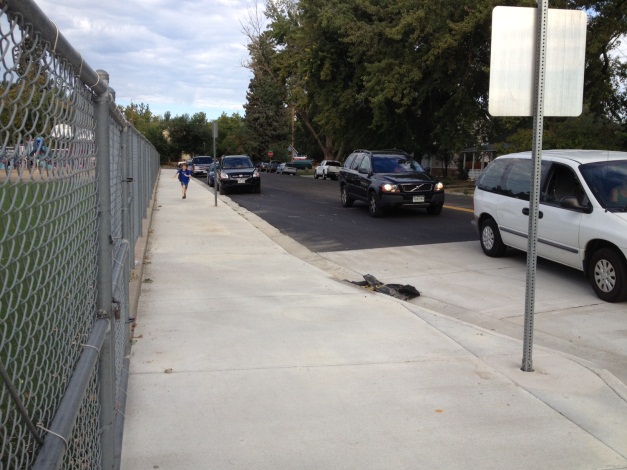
left=412, top=195, right=425, bottom=203
left=237, top=178, right=246, bottom=184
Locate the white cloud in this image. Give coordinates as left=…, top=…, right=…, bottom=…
left=37, top=0, right=260, bottom=120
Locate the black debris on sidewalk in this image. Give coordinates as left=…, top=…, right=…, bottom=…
left=349, top=274, right=420, bottom=301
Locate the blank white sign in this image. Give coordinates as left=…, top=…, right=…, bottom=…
left=489, top=6, right=587, bottom=117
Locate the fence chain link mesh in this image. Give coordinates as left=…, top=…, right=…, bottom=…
left=0, top=1, right=160, bottom=468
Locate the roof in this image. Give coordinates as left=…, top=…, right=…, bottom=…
left=497, top=149, right=627, bottom=164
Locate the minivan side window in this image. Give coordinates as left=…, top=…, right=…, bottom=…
left=543, top=164, right=587, bottom=207
left=504, top=159, right=533, bottom=200
left=476, top=159, right=509, bottom=193
left=477, top=158, right=551, bottom=201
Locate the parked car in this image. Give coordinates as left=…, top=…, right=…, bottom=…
left=290, top=159, right=313, bottom=170
left=267, top=160, right=281, bottom=173
left=314, top=160, right=342, bottom=180
left=339, top=149, right=445, bottom=217
left=216, top=155, right=260, bottom=194
left=259, top=161, right=270, bottom=172
left=277, top=162, right=297, bottom=175
left=473, top=149, right=627, bottom=302
left=206, top=162, right=218, bottom=187
left=191, top=156, right=213, bottom=176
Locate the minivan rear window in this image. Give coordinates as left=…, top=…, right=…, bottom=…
left=477, top=158, right=551, bottom=201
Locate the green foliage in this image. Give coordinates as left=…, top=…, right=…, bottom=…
left=215, top=112, right=252, bottom=156
left=126, top=0, right=627, bottom=165
left=258, top=0, right=626, bottom=161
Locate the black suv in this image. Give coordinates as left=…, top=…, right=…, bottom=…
left=216, top=155, right=261, bottom=195
left=339, top=149, right=445, bottom=217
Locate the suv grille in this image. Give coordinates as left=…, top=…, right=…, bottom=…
left=401, top=183, right=433, bottom=192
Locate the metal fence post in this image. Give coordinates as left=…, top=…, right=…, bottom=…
left=94, top=69, right=116, bottom=470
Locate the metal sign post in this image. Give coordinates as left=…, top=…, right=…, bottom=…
left=489, top=3, right=586, bottom=372
left=213, top=121, right=218, bottom=206
left=522, top=0, right=549, bottom=372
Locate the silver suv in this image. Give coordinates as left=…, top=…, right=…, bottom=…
left=473, top=149, right=627, bottom=302
left=191, top=156, right=213, bottom=176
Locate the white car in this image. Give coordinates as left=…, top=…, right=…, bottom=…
left=473, top=149, right=627, bottom=302
left=276, top=162, right=297, bottom=175
left=314, top=160, right=341, bottom=180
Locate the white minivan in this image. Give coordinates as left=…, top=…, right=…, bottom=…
left=473, top=150, right=627, bottom=302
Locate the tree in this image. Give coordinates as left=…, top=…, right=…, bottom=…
left=214, top=112, right=252, bottom=156
left=166, top=112, right=212, bottom=158
left=242, top=3, right=291, bottom=161
left=258, top=0, right=626, bottom=162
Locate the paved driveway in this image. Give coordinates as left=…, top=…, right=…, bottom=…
left=318, top=241, right=627, bottom=384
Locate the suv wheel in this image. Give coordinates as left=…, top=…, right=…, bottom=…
left=368, top=191, right=384, bottom=218
left=479, top=218, right=507, bottom=257
left=589, top=248, right=627, bottom=302
left=340, top=185, right=354, bottom=207
left=426, top=203, right=443, bottom=215
left=314, top=172, right=319, bottom=179
left=219, top=183, right=226, bottom=195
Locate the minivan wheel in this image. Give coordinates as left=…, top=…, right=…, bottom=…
left=480, top=218, right=507, bottom=257
left=589, top=248, right=627, bottom=302
left=368, top=191, right=384, bottom=217
left=340, top=185, right=354, bottom=207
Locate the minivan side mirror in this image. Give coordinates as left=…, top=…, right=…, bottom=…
left=561, top=196, right=592, bottom=214
left=358, top=167, right=369, bottom=175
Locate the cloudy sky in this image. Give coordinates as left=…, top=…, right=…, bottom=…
left=37, top=0, right=263, bottom=120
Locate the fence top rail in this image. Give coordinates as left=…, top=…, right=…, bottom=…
left=5, top=0, right=108, bottom=97
left=5, top=0, right=131, bottom=129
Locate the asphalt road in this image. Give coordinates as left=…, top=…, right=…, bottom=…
left=208, top=172, right=478, bottom=252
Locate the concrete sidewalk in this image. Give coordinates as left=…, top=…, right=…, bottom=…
left=121, top=169, right=627, bottom=469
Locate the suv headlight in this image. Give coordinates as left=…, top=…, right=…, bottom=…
left=435, top=182, right=444, bottom=191
left=219, top=171, right=229, bottom=180
left=253, top=169, right=260, bottom=177
left=381, top=183, right=400, bottom=193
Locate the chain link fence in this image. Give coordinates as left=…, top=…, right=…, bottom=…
left=0, top=1, right=160, bottom=468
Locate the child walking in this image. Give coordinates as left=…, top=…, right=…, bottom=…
left=174, top=163, right=193, bottom=199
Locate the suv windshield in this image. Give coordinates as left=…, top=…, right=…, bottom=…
left=372, top=156, right=424, bottom=173
left=580, top=160, right=627, bottom=211
left=193, top=157, right=212, bottom=164
left=222, top=157, right=253, bottom=169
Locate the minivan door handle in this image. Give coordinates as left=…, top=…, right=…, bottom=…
left=522, top=207, right=543, bottom=219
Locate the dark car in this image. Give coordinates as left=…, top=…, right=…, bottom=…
left=267, top=160, right=281, bottom=173
left=206, top=162, right=218, bottom=187
left=216, top=155, right=260, bottom=195
left=339, top=149, right=445, bottom=217
left=191, top=156, right=213, bottom=176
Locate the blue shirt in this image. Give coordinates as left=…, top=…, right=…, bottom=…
left=178, top=168, right=192, bottom=184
